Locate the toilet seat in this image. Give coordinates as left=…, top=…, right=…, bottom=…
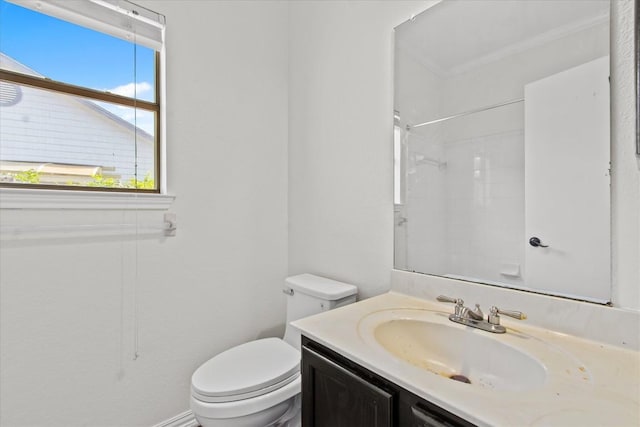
left=191, top=338, right=300, bottom=403
left=190, top=375, right=301, bottom=421
left=192, top=371, right=299, bottom=403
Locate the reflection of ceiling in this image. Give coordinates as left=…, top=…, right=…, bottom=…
left=395, top=0, right=610, bottom=77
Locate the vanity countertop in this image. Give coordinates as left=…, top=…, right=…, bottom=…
left=292, top=291, right=640, bottom=427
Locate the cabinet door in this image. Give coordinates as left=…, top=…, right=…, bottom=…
left=302, top=346, right=393, bottom=427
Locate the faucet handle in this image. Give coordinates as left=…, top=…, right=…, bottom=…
left=488, top=306, right=527, bottom=325
left=437, top=296, right=466, bottom=317
left=437, top=295, right=463, bottom=305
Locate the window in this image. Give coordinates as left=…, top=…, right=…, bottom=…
left=393, top=111, right=405, bottom=206
left=0, top=0, right=165, bottom=193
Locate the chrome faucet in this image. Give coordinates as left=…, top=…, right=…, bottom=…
left=437, top=295, right=526, bottom=334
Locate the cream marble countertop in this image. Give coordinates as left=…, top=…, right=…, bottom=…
left=292, top=291, right=640, bottom=427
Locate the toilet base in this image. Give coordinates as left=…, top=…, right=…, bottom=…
left=193, top=395, right=298, bottom=427
left=275, top=395, right=300, bottom=427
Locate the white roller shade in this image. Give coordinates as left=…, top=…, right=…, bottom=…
left=6, top=0, right=165, bottom=51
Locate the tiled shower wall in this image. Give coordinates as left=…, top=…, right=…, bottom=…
left=405, top=129, right=447, bottom=274
left=444, top=129, right=525, bottom=286
left=404, top=126, right=525, bottom=288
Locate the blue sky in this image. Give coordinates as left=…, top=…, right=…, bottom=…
left=0, top=0, right=155, bottom=101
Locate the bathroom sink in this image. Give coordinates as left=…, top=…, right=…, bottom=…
left=357, top=309, right=573, bottom=392
left=373, top=317, right=546, bottom=391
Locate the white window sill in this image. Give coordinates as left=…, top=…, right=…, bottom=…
left=0, top=188, right=175, bottom=210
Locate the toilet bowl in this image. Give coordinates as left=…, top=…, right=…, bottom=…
left=190, top=274, right=357, bottom=427
left=190, top=338, right=301, bottom=427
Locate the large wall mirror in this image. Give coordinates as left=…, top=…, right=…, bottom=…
left=393, top=0, right=611, bottom=303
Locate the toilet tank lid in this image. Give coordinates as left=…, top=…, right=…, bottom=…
left=285, top=274, right=357, bottom=300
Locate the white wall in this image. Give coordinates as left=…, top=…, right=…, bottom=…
left=0, top=1, right=289, bottom=425
left=288, top=0, right=434, bottom=299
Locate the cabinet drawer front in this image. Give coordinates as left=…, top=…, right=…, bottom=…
left=412, top=403, right=459, bottom=427
left=302, top=346, right=393, bottom=427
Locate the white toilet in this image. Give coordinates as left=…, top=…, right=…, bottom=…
left=190, top=274, right=358, bottom=427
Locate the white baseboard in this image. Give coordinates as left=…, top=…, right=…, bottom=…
left=152, top=410, right=198, bottom=427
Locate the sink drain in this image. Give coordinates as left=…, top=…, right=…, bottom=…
left=449, top=374, right=471, bottom=384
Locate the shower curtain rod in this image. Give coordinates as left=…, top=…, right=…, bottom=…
left=407, top=98, right=524, bottom=130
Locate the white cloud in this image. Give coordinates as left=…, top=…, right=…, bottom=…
left=107, top=82, right=152, bottom=99
left=94, top=101, right=155, bottom=136
left=94, top=81, right=155, bottom=134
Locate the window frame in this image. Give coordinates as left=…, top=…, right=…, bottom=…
left=0, top=0, right=166, bottom=196
left=0, top=54, right=162, bottom=194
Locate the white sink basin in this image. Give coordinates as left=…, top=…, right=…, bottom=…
left=374, top=318, right=546, bottom=391
left=358, top=309, right=587, bottom=392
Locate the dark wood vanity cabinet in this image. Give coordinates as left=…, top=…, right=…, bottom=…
left=301, top=340, right=393, bottom=426
left=301, top=336, right=475, bottom=427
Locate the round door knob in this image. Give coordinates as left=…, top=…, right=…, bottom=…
left=529, top=237, right=549, bottom=248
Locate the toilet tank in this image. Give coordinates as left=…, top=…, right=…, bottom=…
left=282, top=274, right=357, bottom=349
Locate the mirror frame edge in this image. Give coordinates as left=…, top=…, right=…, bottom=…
left=636, top=0, right=640, bottom=154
